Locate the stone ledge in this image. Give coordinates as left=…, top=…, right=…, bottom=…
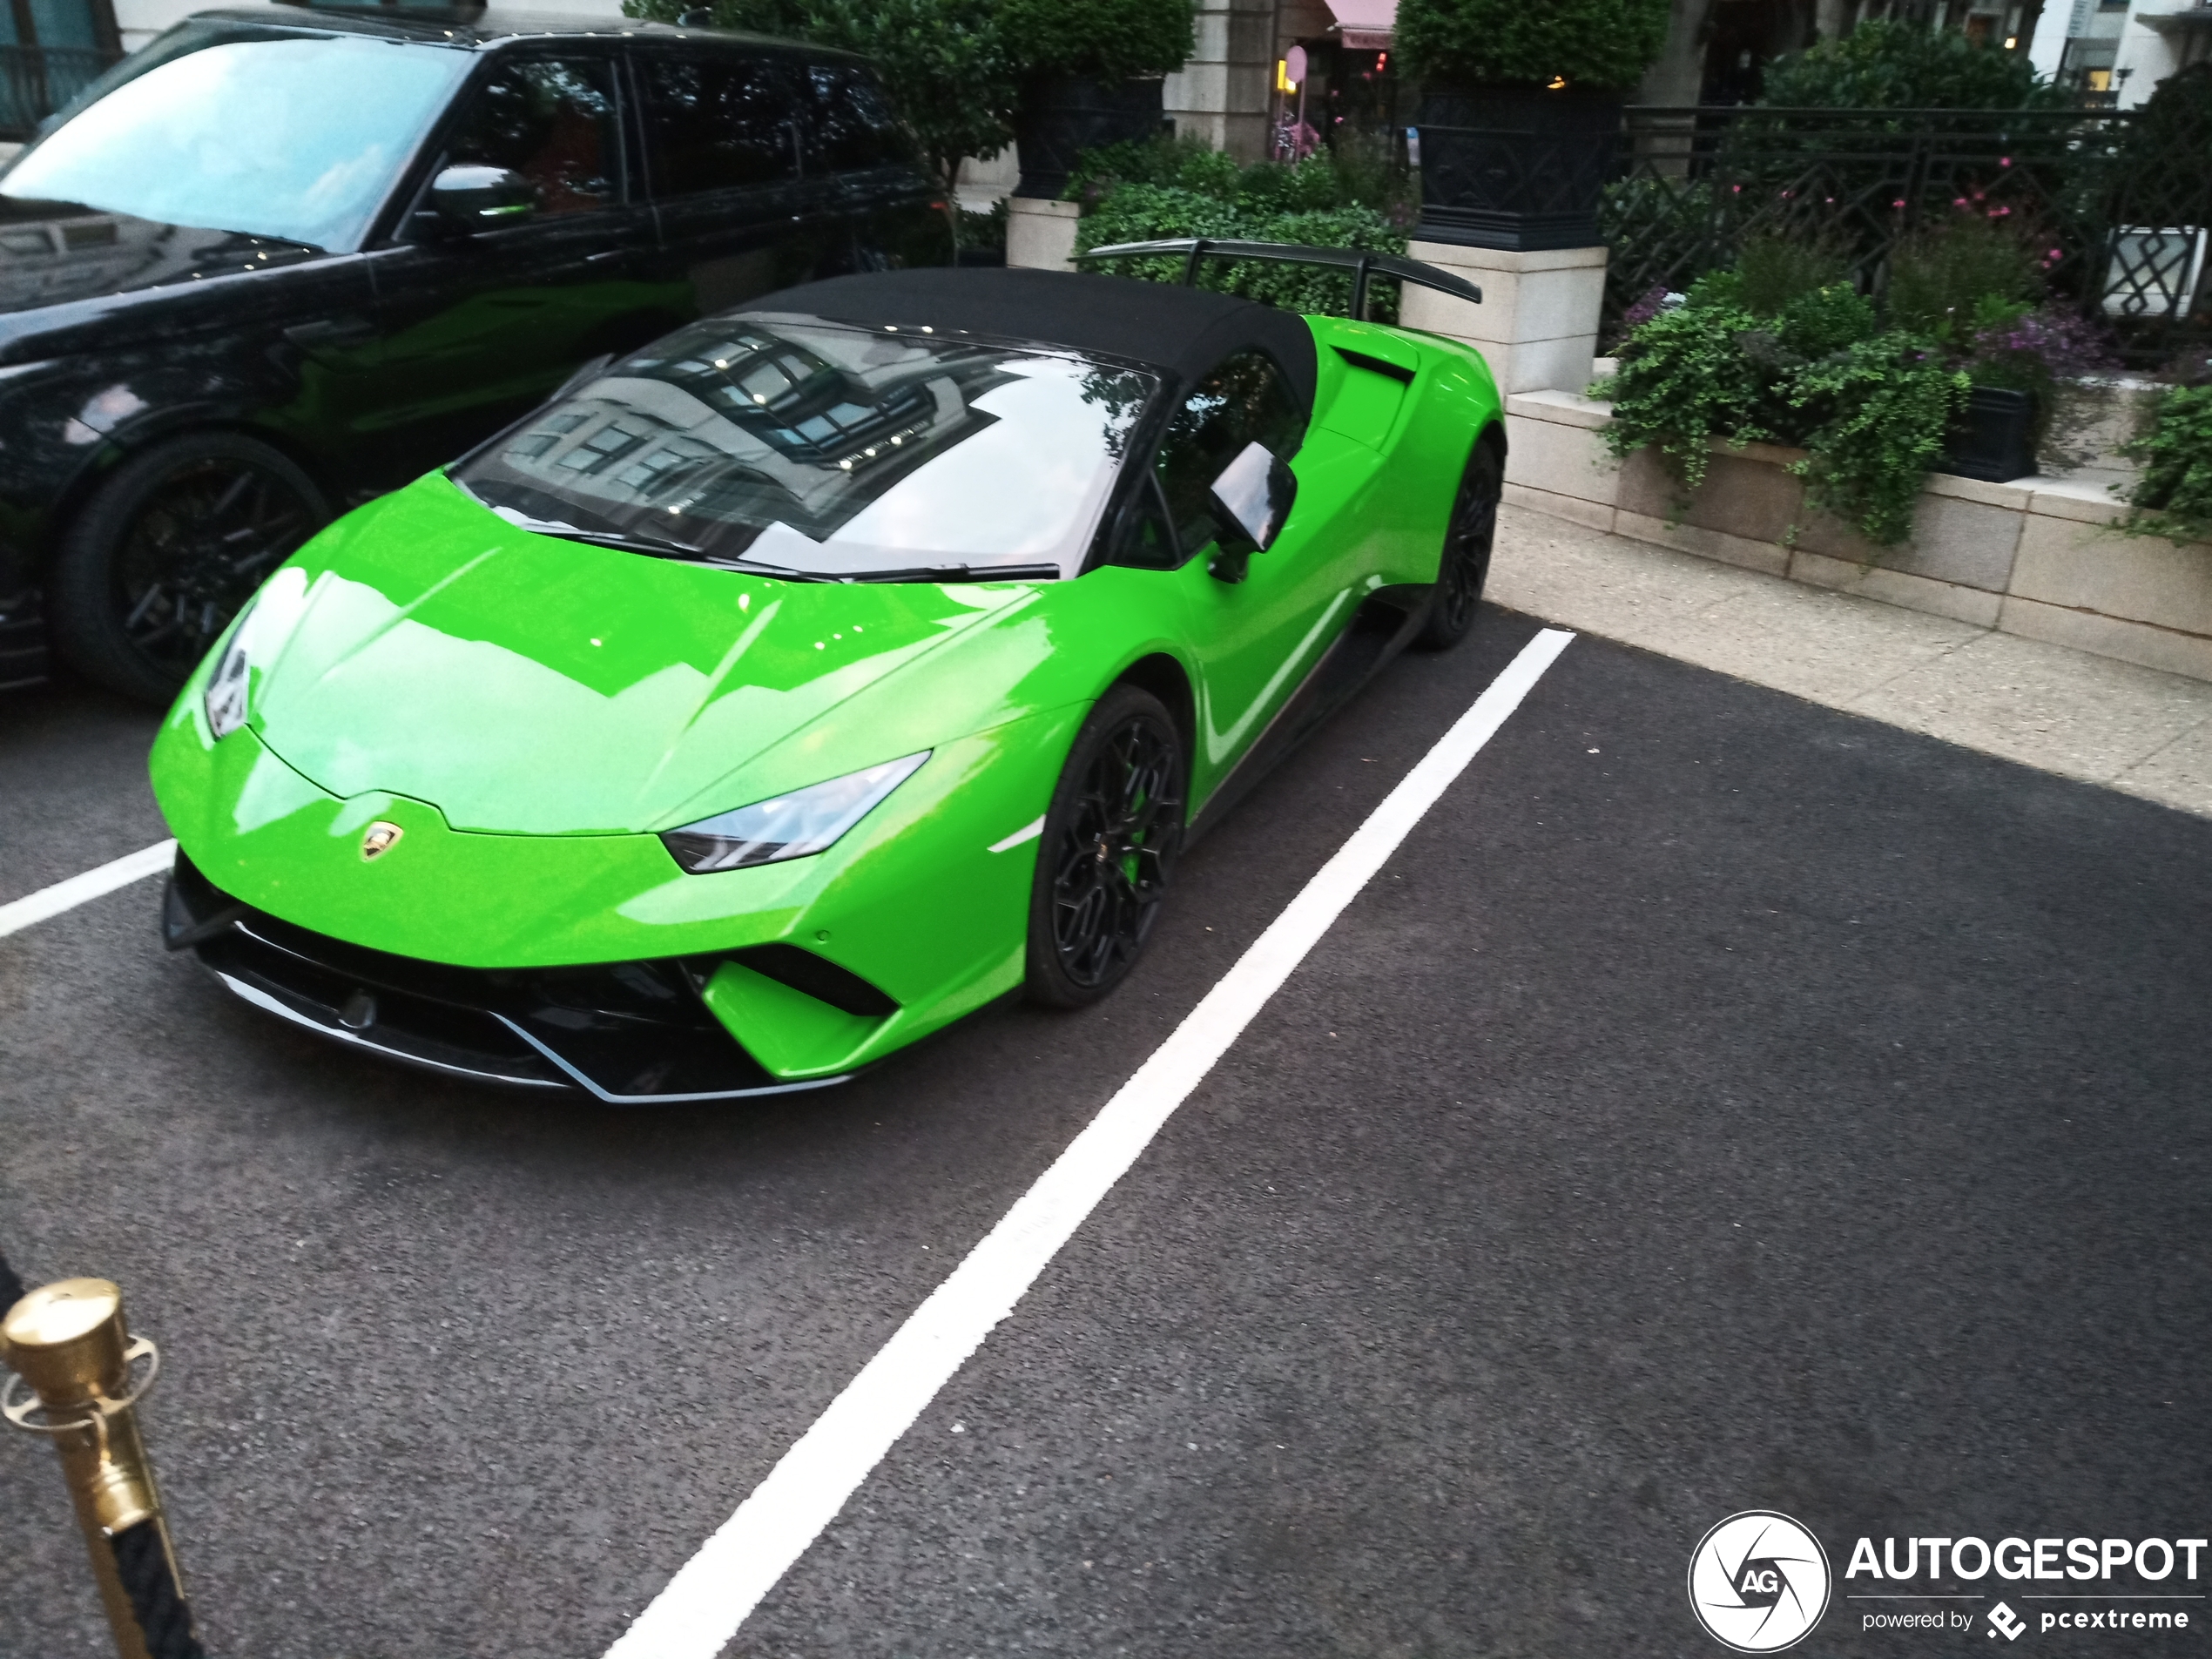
left=1789, top=550, right=2006, bottom=628
left=1505, top=479, right=1616, bottom=533
left=1501, top=389, right=2212, bottom=684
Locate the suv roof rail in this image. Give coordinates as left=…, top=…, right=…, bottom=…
left=1076, top=238, right=1480, bottom=323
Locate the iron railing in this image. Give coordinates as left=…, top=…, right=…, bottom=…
left=1602, top=103, right=2212, bottom=366
left=0, top=44, right=121, bottom=143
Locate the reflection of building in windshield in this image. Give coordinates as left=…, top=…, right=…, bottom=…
left=489, top=320, right=1010, bottom=547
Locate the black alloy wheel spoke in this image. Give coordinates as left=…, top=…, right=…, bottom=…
left=114, top=458, right=318, bottom=676
left=1050, top=716, right=1184, bottom=989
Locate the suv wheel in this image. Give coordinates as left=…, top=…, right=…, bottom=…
left=49, top=431, right=329, bottom=703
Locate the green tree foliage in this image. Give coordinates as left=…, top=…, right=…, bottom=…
left=2114, top=62, right=2212, bottom=227
left=1757, top=18, right=2064, bottom=110
left=992, top=0, right=1195, bottom=82
left=806, top=0, right=1014, bottom=194
left=1394, top=0, right=1671, bottom=91
left=620, top=0, right=1015, bottom=199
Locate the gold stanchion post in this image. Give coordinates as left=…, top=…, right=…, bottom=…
left=3, top=1278, right=179, bottom=1659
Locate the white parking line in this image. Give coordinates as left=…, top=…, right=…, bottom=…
left=0, top=840, right=176, bottom=941
left=603, top=626, right=1576, bottom=1659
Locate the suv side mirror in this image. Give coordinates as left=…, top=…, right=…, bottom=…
left=426, top=165, right=537, bottom=233
left=1205, top=441, right=1296, bottom=581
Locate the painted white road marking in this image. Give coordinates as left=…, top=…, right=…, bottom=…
left=988, top=814, right=1045, bottom=853
left=0, top=840, right=176, bottom=941
left=604, top=627, right=1576, bottom=1659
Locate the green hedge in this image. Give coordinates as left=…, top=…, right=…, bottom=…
left=1069, top=139, right=1410, bottom=320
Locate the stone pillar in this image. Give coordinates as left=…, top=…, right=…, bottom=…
left=1163, top=0, right=1276, bottom=161
left=1006, top=197, right=1081, bottom=272
left=1401, top=242, right=1609, bottom=395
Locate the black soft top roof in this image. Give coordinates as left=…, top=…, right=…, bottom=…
left=746, top=268, right=1319, bottom=409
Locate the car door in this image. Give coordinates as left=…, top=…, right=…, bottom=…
left=632, top=44, right=845, bottom=320
left=1146, top=347, right=1376, bottom=797
left=355, top=45, right=674, bottom=482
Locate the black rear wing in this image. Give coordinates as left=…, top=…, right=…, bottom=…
left=1075, top=238, right=1481, bottom=324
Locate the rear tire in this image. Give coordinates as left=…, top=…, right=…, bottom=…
left=1024, top=685, right=1186, bottom=1009
left=1413, top=437, right=1501, bottom=652
left=48, top=431, right=329, bottom=703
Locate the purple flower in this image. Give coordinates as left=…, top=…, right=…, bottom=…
left=1623, top=283, right=1674, bottom=329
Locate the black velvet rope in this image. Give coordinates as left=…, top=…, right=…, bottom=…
left=108, top=1522, right=209, bottom=1659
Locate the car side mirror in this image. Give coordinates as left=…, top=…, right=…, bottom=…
left=426, top=165, right=537, bottom=233
left=1205, top=441, right=1296, bottom=583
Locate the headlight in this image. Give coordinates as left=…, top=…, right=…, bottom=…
left=201, top=567, right=309, bottom=739
left=204, top=604, right=260, bottom=738
left=660, top=752, right=930, bottom=873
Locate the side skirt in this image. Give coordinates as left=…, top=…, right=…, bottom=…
left=1185, top=583, right=1434, bottom=846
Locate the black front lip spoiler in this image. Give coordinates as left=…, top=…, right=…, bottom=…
left=167, top=853, right=858, bottom=1105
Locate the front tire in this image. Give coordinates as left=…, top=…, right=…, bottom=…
left=48, top=431, right=330, bottom=703
left=1025, top=685, right=1186, bottom=1009
left=1413, top=437, right=1502, bottom=652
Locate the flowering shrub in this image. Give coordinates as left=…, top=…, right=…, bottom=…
left=1602, top=268, right=1967, bottom=545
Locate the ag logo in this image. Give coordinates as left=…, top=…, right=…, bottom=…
left=1688, top=1510, right=1831, bottom=1652
left=360, top=820, right=404, bottom=862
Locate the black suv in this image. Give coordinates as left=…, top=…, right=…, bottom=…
left=0, top=6, right=946, bottom=700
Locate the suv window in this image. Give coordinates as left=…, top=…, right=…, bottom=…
left=799, top=63, right=913, bottom=172
left=443, top=55, right=620, bottom=217
left=1153, top=349, right=1306, bottom=555
left=638, top=51, right=800, bottom=195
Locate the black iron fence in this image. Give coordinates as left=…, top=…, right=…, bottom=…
left=1602, top=104, right=2212, bottom=367
left=0, top=44, right=120, bottom=143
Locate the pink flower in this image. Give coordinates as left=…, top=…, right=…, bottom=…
left=2000, top=156, right=2012, bottom=167
left=1892, top=199, right=1905, bottom=208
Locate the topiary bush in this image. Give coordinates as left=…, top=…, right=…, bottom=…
left=1394, top=0, right=1670, bottom=91
left=993, top=0, right=1194, bottom=81
left=1757, top=17, right=2066, bottom=111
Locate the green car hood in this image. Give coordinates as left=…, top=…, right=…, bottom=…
left=246, top=475, right=1038, bottom=836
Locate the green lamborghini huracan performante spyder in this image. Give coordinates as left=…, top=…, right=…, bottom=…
left=148, top=253, right=1503, bottom=1103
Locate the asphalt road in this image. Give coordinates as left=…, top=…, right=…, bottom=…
left=3, top=605, right=2208, bottom=1659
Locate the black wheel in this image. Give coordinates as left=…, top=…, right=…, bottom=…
left=1413, top=437, right=1502, bottom=651
left=49, top=432, right=329, bottom=703
left=1025, top=685, right=1187, bottom=1009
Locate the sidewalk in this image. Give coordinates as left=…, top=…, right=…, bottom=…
left=1489, top=502, right=2212, bottom=819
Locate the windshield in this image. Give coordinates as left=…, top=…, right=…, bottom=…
left=451, top=314, right=1161, bottom=580
left=1, top=31, right=469, bottom=252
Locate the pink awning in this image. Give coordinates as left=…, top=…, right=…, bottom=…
left=1325, top=0, right=1397, bottom=49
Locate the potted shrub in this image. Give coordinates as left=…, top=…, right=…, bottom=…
left=996, top=0, right=1194, bottom=199
left=1396, top=0, right=1669, bottom=250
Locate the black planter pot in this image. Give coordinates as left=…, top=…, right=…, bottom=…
left=1942, top=385, right=2038, bottom=482
left=1012, top=78, right=1167, bottom=200
left=1413, top=85, right=1621, bottom=252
